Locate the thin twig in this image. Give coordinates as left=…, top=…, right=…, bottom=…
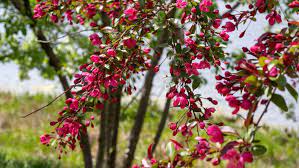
left=122, top=88, right=142, bottom=113
left=220, top=2, right=241, bottom=19
left=255, top=88, right=277, bottom=127
left=21, top=85, right=74, bottom=118
left=37, top=29, right=95, bottom=43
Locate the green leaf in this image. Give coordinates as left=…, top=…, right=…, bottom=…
left=244, top=75, right=257, bottom=85
left=192, top=78, right=201, bottom=90
left=252, top=145, right=267, bottom=156
left=286, top=84, right=298, bottom=101
left=258, top=56, right=268, bottom=67
left=274, top=75, right=287, bottom=88
left=271, top=93, right=288, bottom=111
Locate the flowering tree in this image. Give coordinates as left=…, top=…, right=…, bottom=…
left=31, top=0, right=298, bottom=168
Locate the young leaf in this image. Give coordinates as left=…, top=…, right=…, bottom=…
left=271, top=93, right=288, bottom=111
left=286, top=83, right=298, bottom=101
left=252, top=145, right=267, bottom=156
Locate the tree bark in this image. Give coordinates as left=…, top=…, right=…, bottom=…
left=96, top=102, right=108, bottom=168
left=152, top=98, right=171, bottom=153
left=80, top=128, right=93, bottom=168
left=122, top=30, right=170, bottom=168
left=10, top=1, right=93, bottom=167
left=107, top=89, right=122, bottom=168
left=95, top=11, right=114, bottom=168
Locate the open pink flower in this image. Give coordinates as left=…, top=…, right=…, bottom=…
left=123, top=38, right=137, bottom=49
left=176, top=0, right=187, bottom=9
left=207, top=125, right=224, bottom=143
left=289, top=1, right=299, bottom=8
left=269, top=67, right=279, bottom=77
left=222, top=149, right=253, bottom=168
left=213, top=19, right=222, bottom=28
left=223, top=21, right=235, bottom=32
left=107, top=48, right=116, bottom=57
left=124, top=8, right=138, bottom=21
left=173, top=89, right=188, bottom=109
left=89, top=33, right=101, bottom=46
left=90, top=55, right=100, bottom=63
left=200, top=0, right=213, bottom=12
left=40, top=134, right=51, bottom=145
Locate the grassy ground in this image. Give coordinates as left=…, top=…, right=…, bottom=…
left=0, top=92, right=298, bottom=168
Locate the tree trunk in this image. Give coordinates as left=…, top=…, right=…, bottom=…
left=96, top=102, right=108, bottom=168
left=122, top=30, right=170, bottom=168
left=80, top=128, right=93, bottom=168
left=11, top=1, right=93, bottom=167
left=152, top=98, right=171, bottom=153
left=107, top=89, right=122, bottom=168
left=95, top=12, right=113, bottom=168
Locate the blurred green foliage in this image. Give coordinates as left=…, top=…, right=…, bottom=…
left=0, top=0, right=93, bottom=80
left=0, top=92, right=298, bottom=168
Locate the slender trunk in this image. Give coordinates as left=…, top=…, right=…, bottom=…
left=105, top=102, right=113, bottom=162
left=96, top=102, right=108, bottom=168
left=152, top=98, right=171, bottom=153
left=96, top=12, right=113, bottom=168
left=80, top=128, right=93, bottom=168
left=122, top=31, right=169, bottom=168
left=122, top=4, right=177, bottom=166
left=11, top=1, right=92, bottom=167
left=107, top=89, right=122, bottom=168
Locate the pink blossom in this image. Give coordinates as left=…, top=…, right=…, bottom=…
left=65, top=10, right=73, bottom=23
left=241, top=99, right=252, bottom=110
left=50, top=14, right=58, bottom=23
left=40, top=134, right=51, bottom=145
left=33, top=4, right=46, bottom=19
left=199, top=122, right=205, bottom=129
left=223, top=22, right=235, bottom=32
left=123, top=38, right=137, bottom=49
left=124, top=8, right=138, bottom=21
left=173, top=89, right=188, bottom=109
left=185, top=63, right=199, bottom=76
left=275, top=43, right=284, bottom=51
left=250, top=45, right=261, bottom=53
left=76, top=15, right=85, bottom=25
left=89, top=33, right=102, bottom=46
left=220, top=31, right=230, bottom=41
left=176, top=0, right=188, bottom=9
left=85, top=4, right=97, bottom=18
left=169, top=122, right=177, bottom=130
left=69, top=99, right=79, bottom=111
left=289, top=1, right=299, bottom=8
left=184, top=38, right=195, bottom=47
left=52, top=0, right=59, bottom=6
left=104, top=77, right=118, bottom=88
left=256, top=0, right=266, bottom=8
left=213, top=19, right=222, bottom=29
left=195, top=137, right=209, bottom=159
left=222, top=149, right=253, bottom=168
left=207, top=125, right=224, bottom=143
left=90, top=55, right=100, bottom=63
left=173, top=94, right=188, bottom=109
left=200, top=0, right=213, bottom=12
left=195, top=60, right=211, bottom=69
left=143, top=48, right=151, bottom=54
left=107, top=49, right=116, bottom=57
left=269, top=67, right=279, bottom=77
left=266, top=11, right=282, bottom=25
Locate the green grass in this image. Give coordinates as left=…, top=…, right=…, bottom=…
left=0, top=92, right=298, bottom=168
